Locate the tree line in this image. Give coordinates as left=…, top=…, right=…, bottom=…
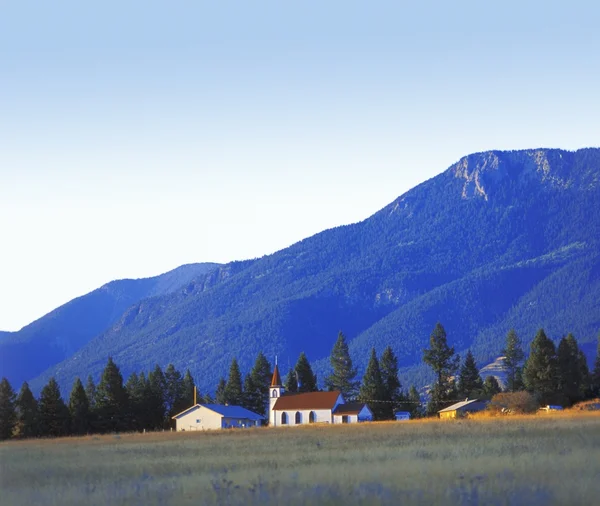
left=423, top=324, right=600, bottom=415
left=1, top=326, right=599, bottom=440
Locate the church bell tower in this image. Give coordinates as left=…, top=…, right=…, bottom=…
left=269, top=361, right=284, bottom=426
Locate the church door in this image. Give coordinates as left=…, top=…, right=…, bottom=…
left=281, top=412, right=288, bottom=425
left=295, top=412, right=302, bottom=424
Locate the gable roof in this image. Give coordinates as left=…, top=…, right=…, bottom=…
left=172, top=404, right=202, bottom=419
left=171, top=403, right=264, bottom=420
left=273, top=391, right=342, bottom=411
left=438, top=399, right=486, bottom=413
left=333, top=402, right=368, bottom=415
left=202, top=404, right=264, bottom=420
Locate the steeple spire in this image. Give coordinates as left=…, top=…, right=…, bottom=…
left=271, top=363, right=282, bottom=387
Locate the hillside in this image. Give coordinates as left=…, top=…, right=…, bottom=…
left=0, top=263, right=219, bottom=388
left=29, top=148, right=600, bottom=394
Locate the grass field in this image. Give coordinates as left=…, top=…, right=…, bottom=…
left=1, top=412, right=599, bottom=506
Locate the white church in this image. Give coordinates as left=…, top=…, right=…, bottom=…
left=268, top=364, right=373, bottom=426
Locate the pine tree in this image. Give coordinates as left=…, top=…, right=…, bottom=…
left=223, top=358, right=243, bottom=405
left=95, top=357, right=129, bottom=433
left=294, top=352, right=318, bottom=393
left=557, top=334, right=588, bottom=405
left=482, top=376, right=502, bottom=399
left=84, top=375, right=97, bottom=432
left=148, top=365, right=167, bottom=429
left=408, top=385, right=423, bottom=419
left=502, top=329, right=525, bottom=392
left=358, top=348, right=386, bottom=420
left=523, top=329, right=560, bottom=405
left=458, top=350, right=484, bottom=399
left=15, top=382, right=38, bottom=438
left=215, top=377, right=227, bottom=405
left=69, top=377, right=90, bottom=435
left=125, top=372, right=144, bottom=431
left=592, top=333, right=600, bottom=397
left=164, top=364, right=185, bottom=419
left=242, top=353, right=272, bottom=416
left=39, top=378, right=70, bottom=437
left=180, top=370, right=196, bottom=410
left=0, top=377, right=17, bottom=440
left=423, top=323, right=459, bottom=415
left=284, top=369, right=298, bottom=393
left=380, top=346, right=403, bottom=419
left=325, top=331, right=359, bottom=398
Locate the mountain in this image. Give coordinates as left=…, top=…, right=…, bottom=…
left=0, top=263, right=219, bottom=388
left=29, top=148, right=600, bottom=395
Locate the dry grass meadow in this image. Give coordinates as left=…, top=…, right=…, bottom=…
left=1, top=412, right=599, bottom=506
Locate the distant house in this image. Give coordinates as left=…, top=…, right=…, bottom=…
left=539, top=405, right=563, bottom=412
left=395, top=411, right=411, bottom=421
left=269, top=364, right=372, bottom=426
left=333, top=403, right=374, bottom=424
left=172, top=404, right=264, bottom=431
left=438, top=399, right=487, bottom=419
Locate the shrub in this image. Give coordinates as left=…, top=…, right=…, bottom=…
left=488, top=392, right=538, bottom=414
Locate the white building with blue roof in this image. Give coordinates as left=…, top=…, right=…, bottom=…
left=172, top=403, right=264, bottom=431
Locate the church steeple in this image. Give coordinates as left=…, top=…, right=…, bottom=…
left=269, top=361, right=284, bottom=426
left=270, top=363, right=282, bottom=387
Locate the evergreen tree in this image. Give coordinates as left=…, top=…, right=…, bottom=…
left=358, top=348, right=386, bottom=420
left=325, top=331, right=359, bottom=398
left=148, top=365, right=167, bottom=429
left=242, top=353, right=272, bottom=416
left=183, top=370, right=196, bottom=404
left=423, top=323, right=459, bottom=415
left=69, top=377, right=90, bottom=435
left=591, top=333, right=600, bottom=397
left=95, top=357, right=129, bottom=432
left=164, top=364, right=185, bottom=418
left=215, top=377, right=227, bottom=405
left=482, top=376, right=502, bottom=399
left=39, top=378, right=70, bottom=437
left=294, top=352, right=318, bottom=393
left=523, top=329, right=560, bottom=405
left=284, top=369, right=298, bottom=393
left=457, top=350, right=484, bottom=399
left=502, top=329, right=525, bottom=392
left=16, top=382, right=38, bottom=438
left=408, top=385, right=423, bottom=419
left=557, top=334, right=588, bottom=405
left=380, top=346, right=403, bottom=419
left=85, top=375, right=97, bottom=410
left=125, top=372, right=144, bottom=431
left=0, top=377, right=17, bottom=440
left=223, top=358, right=243, bottom=405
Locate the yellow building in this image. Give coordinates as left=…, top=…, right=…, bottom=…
left=438, top=399, right=487, bottom=419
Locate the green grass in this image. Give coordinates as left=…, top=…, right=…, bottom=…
left=2, top=413, right=600, bottom=505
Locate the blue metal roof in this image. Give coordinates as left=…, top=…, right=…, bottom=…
left=202, top=404, right=264, bottom=420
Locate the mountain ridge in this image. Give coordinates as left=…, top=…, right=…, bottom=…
left=22, top=147, right=600, bottom=394
left=0, top=262, right=220, bottom=388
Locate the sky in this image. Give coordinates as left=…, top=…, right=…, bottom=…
left=1, top=1, right=599, bottom=331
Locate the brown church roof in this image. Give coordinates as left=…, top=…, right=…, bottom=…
left=270, top=364, right=282, bottom=387
left=273, top=391, right=342, bottom=411
left=333, top=403, right=367, bottom=415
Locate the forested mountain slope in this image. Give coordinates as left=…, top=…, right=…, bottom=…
left=1, top=263, right=219, bottom=388
left=30, top=148, right=600, bottom=394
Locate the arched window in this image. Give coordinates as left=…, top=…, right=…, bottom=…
left=281, top=412, right=288, bottom=425
left=271, top=389, right=278, bottom=398
left=295, top=411, right=302, bottom=424
left=309, top=411, right=316, bottom=423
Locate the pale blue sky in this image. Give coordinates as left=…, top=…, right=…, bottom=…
left=1, top=1, right=599, bottom=330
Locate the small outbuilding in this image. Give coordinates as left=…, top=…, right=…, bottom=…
left=332, top=402, right=374, bottom=423
left=394, top=411, right=411, bottom=421
left=172, top=404, right=264, bottom=431
left=438, top=399, right=487, bottom=419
